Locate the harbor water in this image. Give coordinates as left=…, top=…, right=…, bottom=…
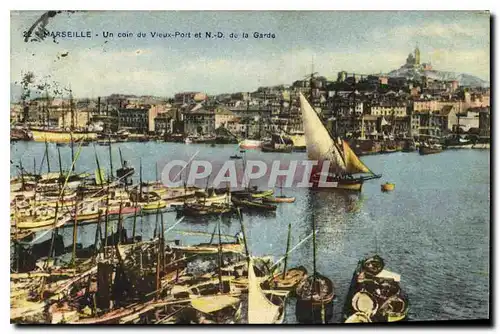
left=10, top=141, right=490, bottom=322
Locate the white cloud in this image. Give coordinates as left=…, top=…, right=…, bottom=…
left=11, top=40, right=489, bottom=98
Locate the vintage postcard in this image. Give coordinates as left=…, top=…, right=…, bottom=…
left=10, top=10, right=490, bottom=324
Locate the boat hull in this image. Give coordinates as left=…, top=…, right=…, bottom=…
left=31, top=130, right=98, bottom=143
left=262, top=196, right=296, bottom=203
left=239, top=140, right=263, bottom=150
left=418, top=147, right=442, bottom=155
left=295, top=298, right=334, bottom=324
left=295, top=274, right=335, bottom=324
left=381, top=183, right=395, bottom=192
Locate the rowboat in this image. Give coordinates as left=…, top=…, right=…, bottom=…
left=171, top=242, right=244, bottom=255
left=141, top=200, right=167, bottom=212
left=419, top=143, right=443, bottom=155
left=239, top=139, right=262, bottom=150
left=16, top=216, right=59, bottom=230
left=250, top=189, right=274, bottom=199
left=342, top=255, right=409, bottom=323
left=231, top=197, right=277, bottom=212
left=108, top=205, right=140, bottom=216
left=295, top=273, right=335, bottom=324
left=75, top=206, right=101, bottom=222
left=179, top=203, right=232, bottom=217
left=263, top=266, right=307, bottom=292
left=262, top=195, right=296, bottom=203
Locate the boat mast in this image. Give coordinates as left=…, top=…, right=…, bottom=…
left=160, top=210, right=165, bottom=271
left=94, top=145, right=104, bottom=188
left=237, top=208, right=250, bottom=260
left=217, top=218, right=223, bottom=293
left=70, top=87, right=75, bottom=131
left=131, top=198, right=138, bottom=242
left=119, top=147, right=124, bottom=168
left=139, top=158, right=143, bottom=200
left=312, top=212, right=317, bottom=290
left=70, top=132, right=75, bottom=173
left=61, top=91, right=66, bottom=130
left=117, top=201, right=123, bottom=245
left=57, top=147, right=63, bottom=180
left=45, top=140, right=51, bottom=173
left=282, top=223, right=292, bottom=279
left=19, top=160, right=25, bottom=191
left=71, top=198, right=79, bottom=265
left=108, top=135, right=114, bottom=179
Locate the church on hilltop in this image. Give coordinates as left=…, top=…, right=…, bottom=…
left=404, top=45, right=432, bottom=71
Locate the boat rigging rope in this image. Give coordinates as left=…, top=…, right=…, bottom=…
left=270, top=229, right=317, bottom=270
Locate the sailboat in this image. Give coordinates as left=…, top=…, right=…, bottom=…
left=299, top=93, right=381, bottom=191
left=295, top=213, right=335, bottom=324
left=248, top=257, right=286, bottom=324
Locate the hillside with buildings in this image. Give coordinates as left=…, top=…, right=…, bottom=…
left=387, top=46, right=489, bottom=88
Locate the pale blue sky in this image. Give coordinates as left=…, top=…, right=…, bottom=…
left=10, top=11, right=490, bottom=98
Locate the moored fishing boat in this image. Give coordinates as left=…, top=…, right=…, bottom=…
left=250, top=189, right=274, bottom=199
left=107, top=204, right=140, bottom=216
left=172, top=241, right=244, bottom=255
left=141, top=200, right=167, bottom=213
left=418, top=143, right=443, bottom=155
left=30, top=129, right=98, bottom=143
left=263, top=266, right=307, bottom=292
left=402, top=139, right=416, bottom=152
left=74, top=206, right=101, bottom=222
left=342, top=255, right=409, bottom=323
left=231, top=187, right=274, bottom=200
left=15, top=217, right=55, bottom=230
left=295, top=213, right=335, bottom=324
left=262, top=196, right=296, bottom=203
left=239, top=139, right=263, bottom=150
left=295, top=273, right=335, bottom=324
left=178, top=203, right=232, bottom=217
left=261, top=134, right=294, bottom=153
left=231, top=197, right=277, bottom=212
left=248, top=257, right=286, bottom=324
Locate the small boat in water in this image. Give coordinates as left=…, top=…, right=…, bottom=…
left=248, top=257, right=286, bottom=324
left=262, top=196, right=295, bottom=203
left=295, top=273, right=335, bottom=324
left=342, top=255, right=409, bottom=323
left=141, top=200, right=167, bottom=213
left=402, top=139, right=416, bottom=152
left=231, top=187, right=274, bottom=200
left=419, top=143, right=443, bottom=155
left=295, top=213, right=335, bottom=324
left=250, top=189, right=274, bottom=199
left=263, top=266, right=307, bottom=292
left=178, top=203, right=232, bottom=217
left=381, top=182, right=395, bottom=192
left=239, top=139, right=263, bottom=150
left=231, top=197, right=277, bottom=212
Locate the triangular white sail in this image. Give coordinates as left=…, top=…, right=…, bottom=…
left=299, top=93, right=346, bottom=172
left=248, top=257, right=280, bottom=324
